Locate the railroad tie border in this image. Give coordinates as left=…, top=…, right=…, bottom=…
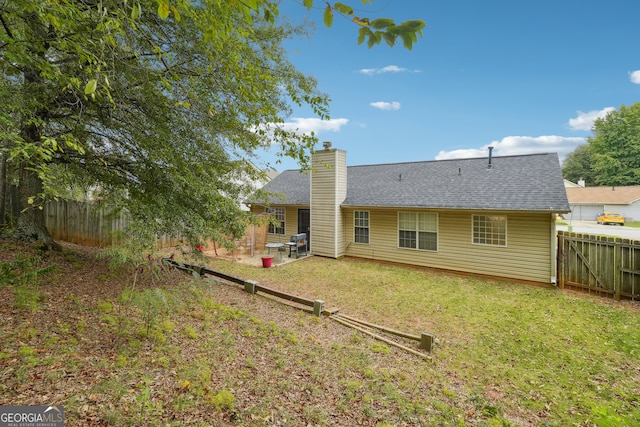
left=163, top=258, right=436, bottom=359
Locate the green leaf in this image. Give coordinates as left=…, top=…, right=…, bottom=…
left=400, top=32, right=413, bottom=50
left=203, top=27, right=215, bottom=43
left=401, top=20, right=427, bottom=32
left=367, top=32, right=377, bottom=48
left=263, top=9, right=273, bottom=23
left=244, top=0, right=258, bottom=11
left=303, top=0, right=313, bottom=10
left=352, top=16, right=370, bottom=27
left=131, top=3, right=142, bottom=19
left=323, top=5, right=333, bottom=27
left=160, top=79, right=172, bottom=92
left=47, top=138, right=59, bottom=152
left=370, top=18, right=394, bottom=30
left=334, top=2, right=354, bottom=16
left=157, top=0, right=170, bottom=19
left=84, top=79, right=97, bottom=95
left=171, top=6, right=180, bottom=21
left=358, top=27, right=372, bottom=45
left=382, top=32, right=396, bottom=48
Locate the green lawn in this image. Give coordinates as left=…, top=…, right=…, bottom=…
left=211, top=256, right=640, bottom=426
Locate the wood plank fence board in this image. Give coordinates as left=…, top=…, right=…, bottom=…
left=45, top=200, right=183, bottom=248
left=558, top=231, right=640, bottom=300
left=45, top=200, right=266, bottom=253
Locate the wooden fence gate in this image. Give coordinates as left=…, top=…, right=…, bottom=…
left=557, top=231, right=640, bottom=300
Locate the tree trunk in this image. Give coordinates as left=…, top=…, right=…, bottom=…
left=15, top=165, right=57, bottom=245
left=13, top=19, right=60, bottom=250
left=0, top=139, right=7, bottom=228
left=14, top=108, right=59, bottom=250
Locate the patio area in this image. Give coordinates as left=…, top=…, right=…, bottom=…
left=200, top=245, right=309, bottom=268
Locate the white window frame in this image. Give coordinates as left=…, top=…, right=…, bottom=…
left=353, top=210, right=370, bottom=244
left=265, top=207, right=285, bottom=235
left=398, top=212, right=438, bottom=251
left=472, top=215, right=507, bottom=247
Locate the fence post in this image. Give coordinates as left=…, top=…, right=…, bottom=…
left=244, top=280, right=257, bottom=294
left=557, top=232, right=565, bottom=289
left=614, top=239, right=621, bottom=300
left=313, top=300, right=325, bottom=317
left=420, top=332, right=434, bottom=352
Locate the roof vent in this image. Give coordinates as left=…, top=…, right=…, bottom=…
left=322, top=141, right=332, bottom=150
left=488, top=146, right=494, bottom=169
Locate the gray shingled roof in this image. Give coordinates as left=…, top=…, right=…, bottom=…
left=258, top=169, right=311, bottom=205
left=259, top=153, right=570, bottom=212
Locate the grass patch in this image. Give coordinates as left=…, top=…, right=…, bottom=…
left=210, top=256, right=640, bottom=425
left=0, top=254, right=58, bottom=287
left=12, top=286, right=41, bottom=311
left=206, top=389, right=235, bottom=411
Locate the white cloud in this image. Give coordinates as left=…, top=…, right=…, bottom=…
left=630, top=70, right=640, bottom=84
left=568, top=108, right=615, bottom=131
left=281, top=117, right=348, bottom=134
left=358, top=65, right=409, bottom=75
left=435, top=135, right=586, bottom=163
left=254, top=118, right=349, bottom=136
left=370, top=101, right=401, bottom=111
left=435, top=148, right=488, bottom=160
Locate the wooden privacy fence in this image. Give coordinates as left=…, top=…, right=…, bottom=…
left=557, top=231, right=640, bottom=300
left=45, top=200, right=181, bottom=247
left=45, top=200, right=267, bottom=252
left=46, top=200, right=132, bottom=247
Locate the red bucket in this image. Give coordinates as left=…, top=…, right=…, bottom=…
left=261, top=257, right=273, bottom=268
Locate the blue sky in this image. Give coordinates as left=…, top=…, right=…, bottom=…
left=256, top=0, right=640, bottom=172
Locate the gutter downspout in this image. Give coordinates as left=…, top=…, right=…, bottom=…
left=550, top=212, right=557, bottom=285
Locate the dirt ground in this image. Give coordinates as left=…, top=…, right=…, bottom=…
left=1, top=239, right=389, bottom=426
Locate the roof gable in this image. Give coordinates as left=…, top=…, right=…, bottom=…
left=259, top=169, right=310, bottom=205
left=260, top=153, right=570, bottom=212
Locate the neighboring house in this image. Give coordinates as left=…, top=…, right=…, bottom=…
left=250, top=147, right=570, bottom=284
left=228, top=160, right=279, bottom=211
left=564, top=179, right=585, bottom=188
left=565, top=186, right=640, bottom=221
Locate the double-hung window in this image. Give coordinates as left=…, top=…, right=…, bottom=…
left=472, top=215, right=506, bottom=246
left=398, top=212, right=437, bottom=251
left=265, top=207, right=285, bottom=235
left=354, top=211, right=369, bottom=244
